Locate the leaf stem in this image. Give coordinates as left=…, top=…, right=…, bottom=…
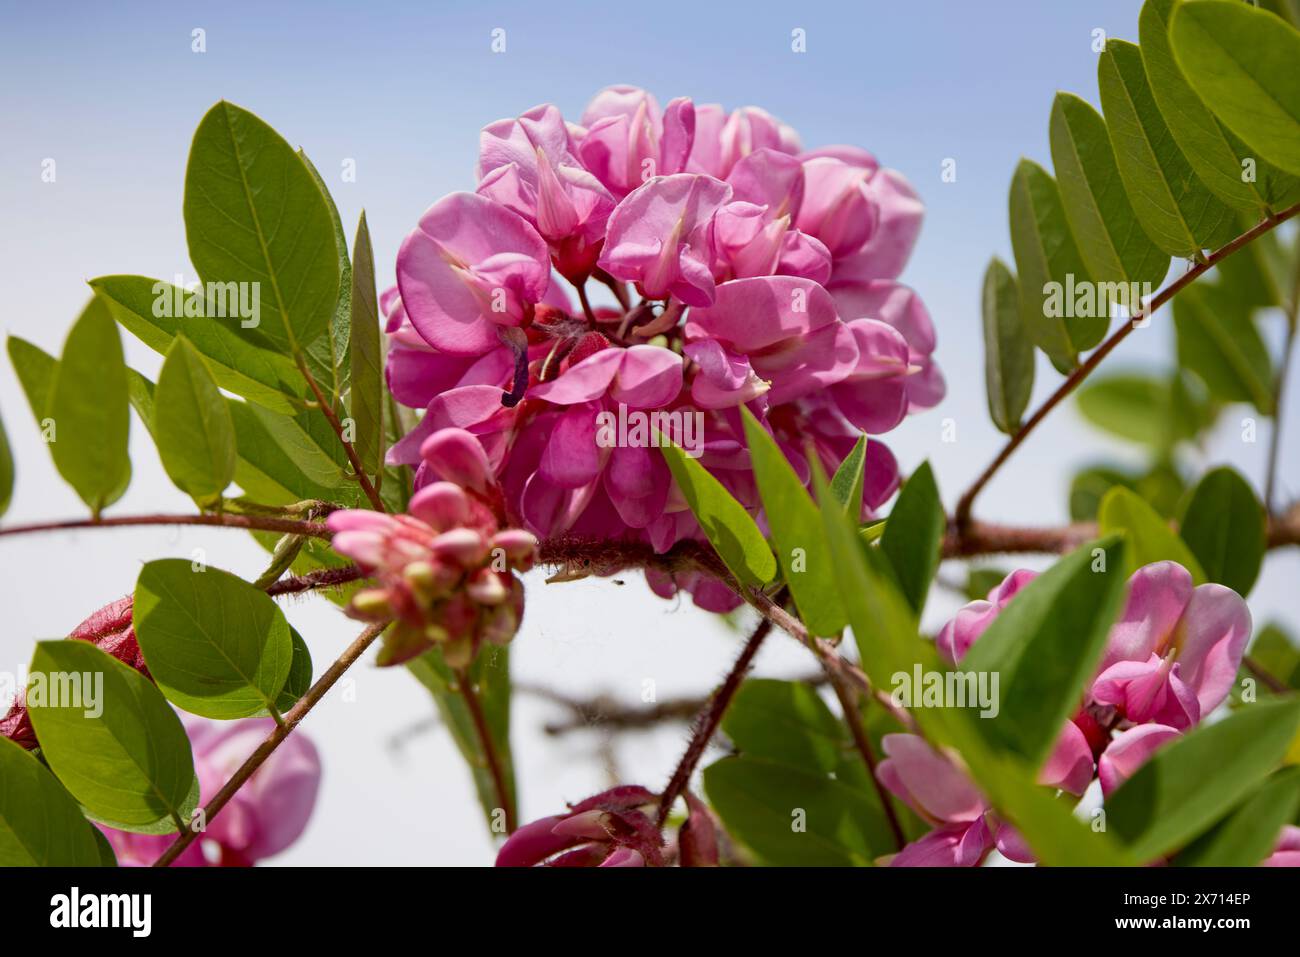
left=656, top=615, right=771, bottom=827
left=455, top=667, right=516, bottom=834
left=296, top=357, right=386, bottom=512
left=152, top=619, right=390, bottom=867
left=955, top=200, right=1300, bottom=532
left=0, top=512, right=332, bottom=540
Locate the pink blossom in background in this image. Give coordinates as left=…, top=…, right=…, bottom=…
left=496, top=785, right=664, bottom=867
left=100, top=717, right=321, bottom=867
left=386, top=86, right=942, bottom=613
left=886, top=561, right=1255, bottom=866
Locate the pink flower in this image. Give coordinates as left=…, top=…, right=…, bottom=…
left=101, top=717, right=320, bottom=867
left=477, top=104, right=615, bottom=281
left=396, top=191, right=552, bottom=356
left=578, top=86, right=695, bottom=198
left=597, top=173, right=732, bottom=306
left=688, top=104, right=801, bottom=180
left=328, top=457, right=537, bottom=667
left=1264, top=826, right=1300, bottom=867
left=1092, top=562, right=1251, bottom=730
left=496, top=786, right=664, bottom=867
left=935, top=569, right=1038, bottom=664
left=1097, top=723, right=1181, bottom=798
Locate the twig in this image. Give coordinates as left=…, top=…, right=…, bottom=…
left=297, top=357, right=386, bottom=513
left=1245, top=655, right=1290, bottom=695
left=955, top=201, right=1300, bottom=531
left=153, top=620, right=390, bottom=867
left=1265, top=246, right=1300, bottom=513
left=455, top=667, right=517, bottom=834
left=0, top=512, right=332, bottom=540
left=656, top=617, right=771, bottom=827
left=265, top=564, right=367, bottom=597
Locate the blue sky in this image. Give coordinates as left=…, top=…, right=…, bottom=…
left=1, top=0, right=1296, bottom=864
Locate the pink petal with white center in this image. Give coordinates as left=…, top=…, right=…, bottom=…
left=1100, top=561, right=1195, bottom=671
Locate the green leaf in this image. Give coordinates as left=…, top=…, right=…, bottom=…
left=7, top=335, right=58, bottom=425
left=1107, top=697, right=1300, bottom=861
left=980, top=258, right=1035, bottom=434
left=0, top=736, right=106, bottom=866
left=660, top=442, right=776, bottom=588
left=1240, top=622, right=1300, bottom=694
left=155, top=337, right=237, bottom=504
left=90, top=275, right=303, bottom=415
left=722, top=679, right=848, bottom=773
left=1140, top=0, right=1300, bottom=213
left=704, top=756, right=888, bottom=866
left=229, top=400, right=355, bottom=505
left=963, top=537, right=1128, bottom=767
left=1070, top=462, right=1187, bottom=522
left=813, top=468, right=1131, bottom=865
left=132, top=559, right=294, bottom=719
left=1175, top=766, right=1300, bottom=866
left=741, top=409, right=843, bottom=635
left=0, top=405, right=12, bottom=518
left=1076, top=371, right=1209, bottom=449
left=1173, top=284, right=1274, bottom=412
left=829, top=434, right=867, bottom=516
left=406, top=644, right=515, bottom=831
left=183, top=101, right=340, bottom=354
left=1049, top=93, right=1170, bottom=289
left=46, top=297, right=131, bottom=516
left=1169, top=0, right=1300, bottom=177
left=349, top=212, right=384, bottom=480
left=1178, top=466, right=1265, bottom=595
left=27, top=641, right=196, bottom=828
left=1099, top=485, right=1206, bottom=580
left=879, top=462, right=944, bottom=616
left=273, top=627, right=313, bottom=713
left=1098, top=39, right=1239, bottom=257
left=1008, top=159, right=1103, bottom=373
left=298, top=151, right=352, bottom=408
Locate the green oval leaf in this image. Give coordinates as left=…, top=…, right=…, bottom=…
left=0, top=736, right=106, bottom=866
left=27, top=641, right=195, bottom=828
left=1098, top=39, right=1240, bottom=257
left=7, top=335, right=58, bottom=426
left=1170, top=0, right=1300, bottom=177
left=963, top=537, right=1129, bottom=767
left=1108, top=697, right=1300, bottom=861
left=879, top=461, right=944, bottom=616
left=90, top=275, right=304, bottom=415
left=1050, top=92, right=1170, bottom=289
left=1141, top=0, right=1300, bottom=213
left=184, top=101, right=340, bottom=353
left=1174, top=766, right=1300, bottom=866
left=660, top=442, right=776, bottom=588
left=1008, top=159, right=1102, bottom=372
left=1099, top=485, right=1206, bottom=581
left=349, top=211, right=384, bottom=480
left=1178, top=466, right=1265, bottom=595
left=1173, top=284, right=1274, bottom=412
left=828, top=432, right=868, bottom=516
left=0, top=405, right=12, bottom=518
left=741, top=408, right=843, bottom=635
left=133, top=559, right=294, bottom=719
left=46, top=297, right=131, bottom=516
left=155, top=337, right=237, bottom=504
left=980, top=257, right=1035, bottom=434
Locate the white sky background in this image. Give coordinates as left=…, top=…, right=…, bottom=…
left=1, top=0, right=1296, bottom=864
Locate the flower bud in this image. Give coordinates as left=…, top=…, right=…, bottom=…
left=420, top=428, right=494, bottom=495
left=466, top=568, right=509, bottom=606
left=408, top=481, right=471, bottom=532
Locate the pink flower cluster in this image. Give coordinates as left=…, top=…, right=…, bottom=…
left=384, top=86, right=941, bottom=611
left=882, top=561, right=1256, bottom=866
left=327, top=435, right=538, bottom=667
left=101, top=717, right=320, bottom=867
left=495, top=785, right=719, bottom=867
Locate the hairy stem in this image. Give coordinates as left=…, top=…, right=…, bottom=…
left=455, top=667, right=517, bottom=834
left=1265, top=246, right=1300, bottom=513
left=264, top=564, right=367, bottom=597
left=0, top=512, right=332, bottom=540
left=297, top=357, right=386, bottom=513
left=153, top=620, right=390, bottom=867
left=955, top=201, right=1300, bottom=531
left=656, top=616, right=771, bottom=827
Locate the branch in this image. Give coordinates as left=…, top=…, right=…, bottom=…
left=955, top=201, right=1300, bottom=531
left=0, top=512, right=332, bottom=541
left=297, top=357, right=386, bottom=513
left=265, top=564, right=367, bottom=597
left=655, top=616, right=771, bottom=827
left=153, top=620, right=390, bottom=867
left=455, top=667, right=517, bottom=834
